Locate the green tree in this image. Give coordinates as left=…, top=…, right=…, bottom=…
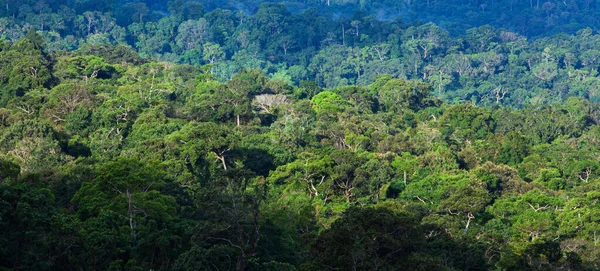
left=310, top=90, right=349, bottom=116
left=310, top=207, right=434, bottom=270
left=72, top=158, right=178, bottom=270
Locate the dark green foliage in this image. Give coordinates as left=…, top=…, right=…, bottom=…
left=498, top=132, right=529, bottom=165
left=4, top=2, right=600, bottom=270
left=76, top=44, right=148, bottom=65
left=310, top=207, right=437, bottom=271
left=0, top=178, right=58, bottom=270
left=0, top=46, right=597, bottom=269
left=0, top=159, right=20, bottom=181
left=4, top=0, right=600, bottom=107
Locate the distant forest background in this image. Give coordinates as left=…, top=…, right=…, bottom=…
left=3, top=0, right=600, bottom=106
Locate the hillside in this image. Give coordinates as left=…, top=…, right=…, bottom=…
left=2, top=32, right=600, bottom=270
left=2, top=1, right=600, bottom=106
left=3, top=1, right=600, bottom=270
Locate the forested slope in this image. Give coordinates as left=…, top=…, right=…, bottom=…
left=4, top=1, right=600, bottom=270
left=2, top=32, right=600, bottom=270
left=3, top=1, right=600, bottom=106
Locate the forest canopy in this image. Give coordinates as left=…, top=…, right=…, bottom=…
left=3, top=0, right=600, bottom=270
left=2, top=0, right=600, bottom=106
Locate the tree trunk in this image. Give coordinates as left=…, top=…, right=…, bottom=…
left=219, top=155, right=227, bottom=170
left=236, top=252, right=247, bottom=271
left=464, top=212, right=474, bottom=233
left=127, top=188, right=136, bottom=242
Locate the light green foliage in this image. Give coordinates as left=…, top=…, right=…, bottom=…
left=42, top=83, right=93, bottom=125
left=310, top=91, right=349, bottom=115
left=4, top=3, right=600, bottom=269
left=0, top=37, right=51, bottom=101
left=0, top=46, right=597, bottom=269
left=373, top=76, right=436, bottom=112
left=55, top=55, right=116, bottom=81
left=0, top=119, right=72, bottom=171
left=392, top=152, right=418, bottom=185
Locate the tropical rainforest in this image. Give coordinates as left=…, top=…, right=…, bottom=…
left=3, top=0, right=600, bottom=270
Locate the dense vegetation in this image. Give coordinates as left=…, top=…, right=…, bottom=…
left=3, top=30, right=600, bottom=270
left=4, top=0, right=600, bottom=270
left=3, top=1, right=600, bottom=106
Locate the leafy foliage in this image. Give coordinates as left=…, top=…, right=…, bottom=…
left=3, top=2, right=600, bottom=270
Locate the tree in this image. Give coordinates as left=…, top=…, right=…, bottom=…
left=0, top=159, right=19, bottom=181
left=308, top=45, right=353, bottom=88
left=223, top=75, right=256, bottom=126
left=42, top=83, right=92, bottom=123
left=277, top=35, right=295, bottom=56
left=310, top=90, right=350, bottom=116
left=329, top=149, right=365, bottom=203
left=24, top=28, right=45, bottom=50
left=268, top=152, right=333, bottom=200
left=181, top=168, right=267, bottom=271
left=1, top=38, right=51, bottom=95
left=498, top=131, right=529, bottom=165
left=254, top=2, right=289, bottom=39
left=373, top=77, right=436, bottom=112
left=465, top=25, right=497, bottom=53
left=55, top=55, right=116, bottom=83
left=72, top=158, right=178, bottom=269
left=0, top=178, right=60, bottom=270
left=167, top=122, right=240, bottom=172
left=392, top=152, right=419, bottom=185
left=439, top=178, right=491, bottom=233
left=0, top=119, right=72, bottom=172
left=310, top=207, right=433, bottom=270
left=402, top=23, right=449, bottom=60
left=202, top=42, right=224, bottom=64
left=253, top=94, right=288, bottom=114
left=438, top=103, right=495, bottom=142
left=175, top=19, right=210, bottom=51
